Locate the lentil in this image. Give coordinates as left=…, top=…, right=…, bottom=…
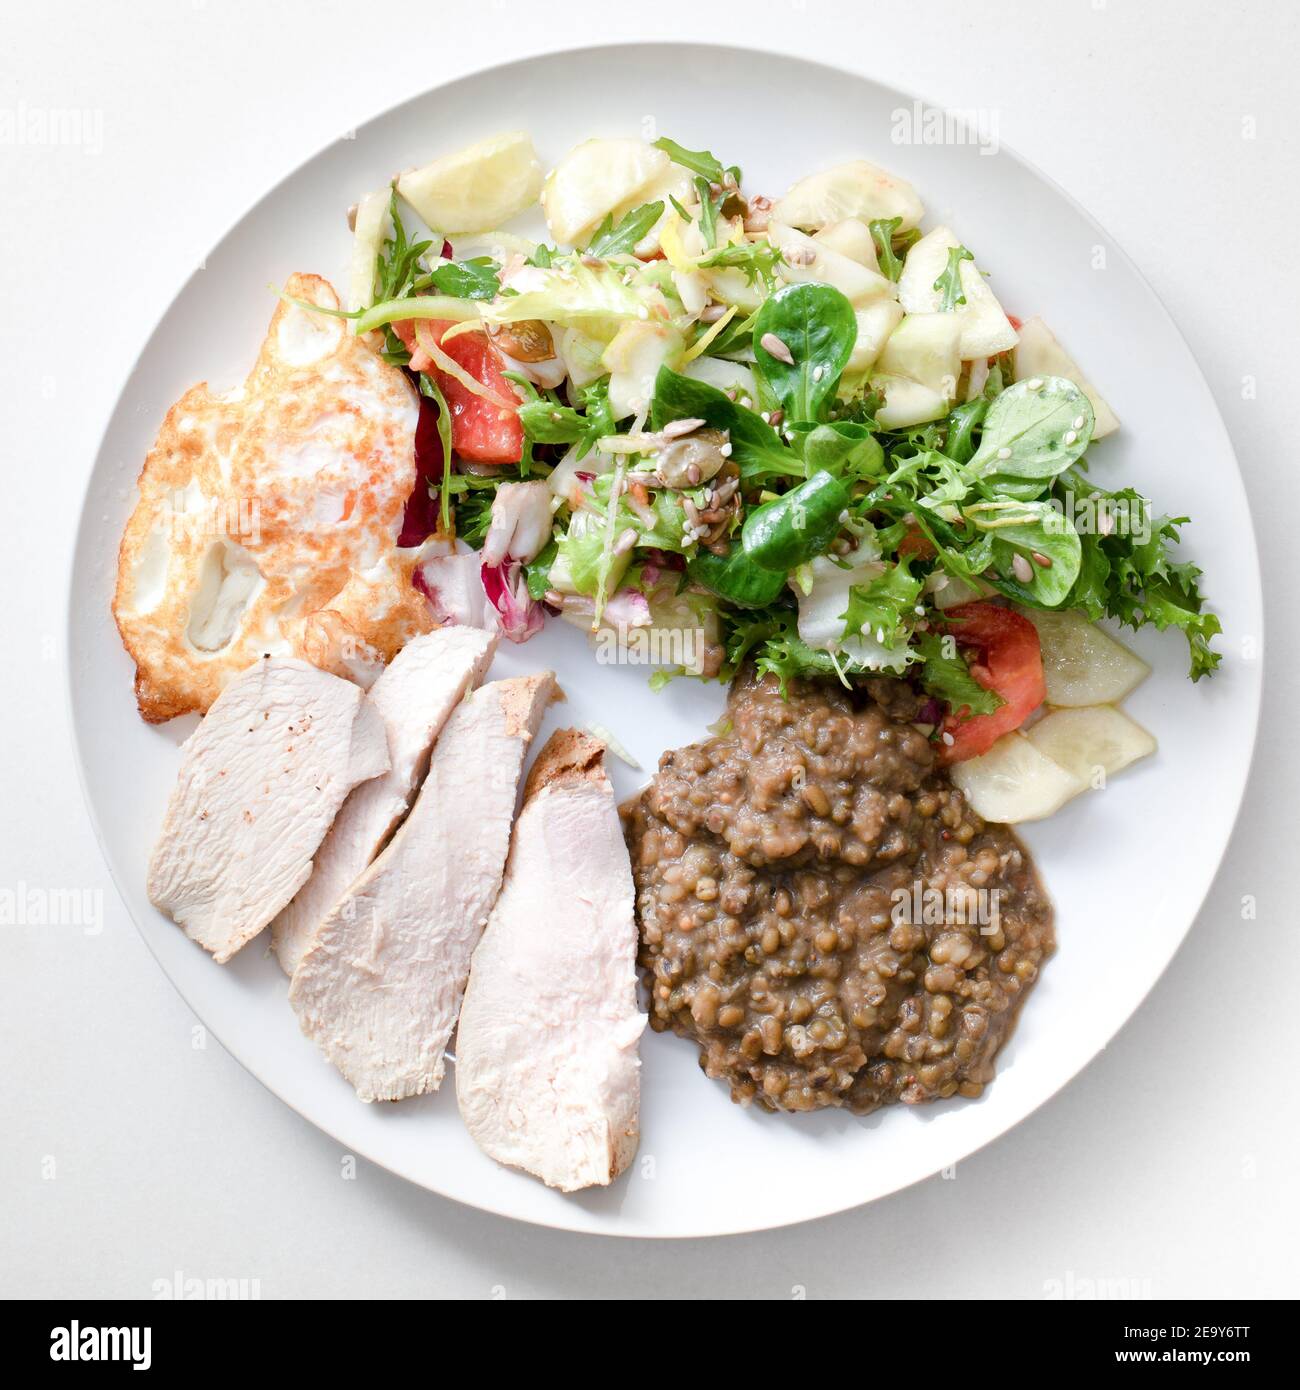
left=624, top=671, right=1054, bottom=1116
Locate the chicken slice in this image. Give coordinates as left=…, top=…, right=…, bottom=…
left=456, top=730, right=645, bottom=1192
left=147, top=658, right=390, bottom=963
left=270, top=627, right=498, bottom=976
left=289, top=672, right=555, bottom=1102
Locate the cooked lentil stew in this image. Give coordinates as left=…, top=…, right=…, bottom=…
left=624, top=671, right=1054, bottom=1114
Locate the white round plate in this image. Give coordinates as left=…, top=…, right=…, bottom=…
left=67, top=43, right=1262, bottom=1237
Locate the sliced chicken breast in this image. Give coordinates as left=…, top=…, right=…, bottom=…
left=456, top=730, right=645, bottom=1192
left=147, top=658, right=389, bottom=963
left=289, top=672, right=555, bottom=1102
left=270, top=627, right=498, bottom=976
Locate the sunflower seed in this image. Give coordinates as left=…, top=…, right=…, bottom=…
left=661, top=417, right=706, bottom=439
left=760, top=332, right=795, bottom=365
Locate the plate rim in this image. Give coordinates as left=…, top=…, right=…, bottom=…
left=65, top=38, right=1265, bottom=1238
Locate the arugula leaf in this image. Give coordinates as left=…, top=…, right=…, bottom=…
left=751, top=283, right=858, bottom=423
left=868, top=217, right=907, bottom=282
left=689, top=177, right=718, bottom=247
left=417, top=372, right=454, bottom=536
left=585, top=200, right=665, bottom=257
left=424, top=256, right=500, bottom=301
left=841, top=556, right=924, bottom=649
left=651, top=366, right=804, bottom=483
left=524, top=538, right=558, bottom=600
left=454, top=489, right=495, bottom=546
left=697, top=305, right=758, bottom=359
left=935, top=245, right=975, bottom=311
left=377, top=189, right=434, bottom=304
left=528, top=242, right=554, bottom=269
left=652, top=136, right=740, bottom=185
left=913, top=631, right=1003, bottom=717
left=698, top=238, right=784, bottom=286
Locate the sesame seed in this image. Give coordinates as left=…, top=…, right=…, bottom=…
left=997, top=447, right=1011, bottom=460
left=1064, top=430, right=1078, bottom=446
left=720, top=442, right=732, bottom=456
left=941, top=732, right=955, bottom=747
left=1072, top=415, right=1085, bottom=430
left=1026, top=378, right=1043, bottom=390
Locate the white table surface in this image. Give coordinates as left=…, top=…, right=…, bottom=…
left=2, top=0, right=1294, bottom=1299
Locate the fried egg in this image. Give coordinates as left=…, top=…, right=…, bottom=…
left=113, top=273, right=433, bottom=722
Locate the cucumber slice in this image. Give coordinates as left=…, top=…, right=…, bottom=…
left=846, top=300, right=904, bottom=376
left=814, top=219, right=880, bottom=270
left=1024, top=608, right=1151, bottom=706
left=875, top=313, right=962, bottom=399
left=771, top=160, right=924, bottom=233
left=769, top=222, right=895, bottom=307
left=898, top=225, right=1018, bottom=358
left=541, top=138, right=669, bottom=247
left=1013, top=316, right=1119, bottom=438
left=869, top=374, right=949, bottom=429
left=949, top=732, right=1086, bottom=824
left=1026, top=706, right=1156, bottom=786
left=397, top=130, right=542, bottom=235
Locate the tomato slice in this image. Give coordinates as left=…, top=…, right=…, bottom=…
left=898, top=525, right=936, bottom=561
left=392, top=318, right=524, bottom=465
left=936, top=601, right=1045, bottom=765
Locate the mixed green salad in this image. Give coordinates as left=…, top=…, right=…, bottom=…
left=324, top=130, right=1219, bottom=785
